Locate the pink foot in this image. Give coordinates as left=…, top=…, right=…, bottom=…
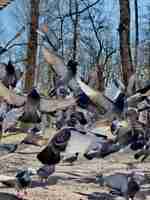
left=17, top=192, right=24, bottom=199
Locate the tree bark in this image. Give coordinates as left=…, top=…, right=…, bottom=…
left=69, top=0, right=80, bottom=61
left=134, top=0, right=139, bottom=68
left=119, top=0, right=134, bottom=87
left=24, top=0, right=40, bottom=91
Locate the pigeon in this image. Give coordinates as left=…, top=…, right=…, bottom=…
left=42, top=47, right=78, bottom=97
left=37, top=127, right=111, bottom=167
left=19, top=88, right=41, bottom=123
left=134, top=145, right=150, bottom=162
left=84, top=139, right=121, bottom=160
left=0, top=61, right=18, bottom=89
left=15, top=169, right=33, bottom=199
left=62, top=152, right=79, bottom=165
left=2, top=107, right=24, bottom=133
left=0, top=143, right=18, bottom=153
left=97, top=173, right=140, bottom=200
left=0, top=100, right=7, bottom=121
left=37, top=164, right=55, bottom=183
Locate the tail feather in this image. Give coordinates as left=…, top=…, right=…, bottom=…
left=37, top=146, right=60, bottom=165
left=134, top=151, right=143, bottom=160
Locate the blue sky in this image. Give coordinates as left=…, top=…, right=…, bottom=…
left=0, top=0, right=149, bottom=44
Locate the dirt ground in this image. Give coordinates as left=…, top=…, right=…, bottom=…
left=0, top=127, right=150, bottom=200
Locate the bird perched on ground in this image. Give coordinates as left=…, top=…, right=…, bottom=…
left=19, top=88, right=41, bottom=123
left=83, top=138, right=121, bottom=173
left=1, top=88, right=41, bottom=133
left=62, top=152, right=79, bottom=165
left=134, top=143, right=150, bottom=162
left=0, top=100, right=7, bottom=121
left=0, top=143, right=18, bottom=153
left=83, top=139, right=121, bottom=160
left=15, top=169, right=33, bottom=199
left=2, top=107, right=24, bottom=134
left=37, top=164, right=55, bottom=183
left=97, top=173, right=140, bottom=200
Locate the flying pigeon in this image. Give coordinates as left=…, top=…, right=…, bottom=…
left=42, top=47, right=79, bottom=96
left=37, top=127, right=111, bottom=166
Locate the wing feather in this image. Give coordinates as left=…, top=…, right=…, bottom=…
left=42, top=47, right=67, bottom=77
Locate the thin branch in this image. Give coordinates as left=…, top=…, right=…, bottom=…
left=7, top=43, right=28, bottom=50
left=82, top=0, right=103, bottom=58
left=103, top=49, right=116, bottom=66
left=4, top=26, right=25, bottom=49
left=48, top=0, right=101, bottom=21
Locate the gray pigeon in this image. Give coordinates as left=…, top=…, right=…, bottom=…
left=37, top=164, right=55, bottom=183
left=97, top=173, right=140, bottom=200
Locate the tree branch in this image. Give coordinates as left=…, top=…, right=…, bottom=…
left=103, top=49, right=116, bottom=66
left=48, top=0, right=101, bottom=21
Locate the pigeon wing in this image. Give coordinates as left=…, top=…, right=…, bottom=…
left=42, top=47, right=67, bottom=78
left=2, top=107, right=24, bottom=132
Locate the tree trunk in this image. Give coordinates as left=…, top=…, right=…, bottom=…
left=24, top=0, right=40, bottom=91
left=72, top=0, right=80, bottom=61
left=97, top=64, right=105, bottom=91
left=134, top=0, right=139, bottom=68
left=119, top=0, right=134, bottom=87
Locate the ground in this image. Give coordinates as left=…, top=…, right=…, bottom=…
left=0, top=127, right=150, bottom=200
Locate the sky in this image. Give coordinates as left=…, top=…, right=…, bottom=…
left=0, top=0, right=149, bottom=50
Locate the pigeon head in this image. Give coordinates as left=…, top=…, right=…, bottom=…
left=75, top=152, right=79, bottom=156
left=67, top=60, right=78, bottom=75
left=16, top=169, right=32, bottom=188
left=76, top=92, right=92, bottom=109
left=6, top=61, right=15, bottom=75
left=28, top=88, right=40, bottom=100
left=128, top=178, right=140, bottom=199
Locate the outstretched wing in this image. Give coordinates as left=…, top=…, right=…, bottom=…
left=2, top=107, right=24, bottom=132
left=40, top=97, right=76, bottom=113
left=43, top=47, right=78, bottom=91
left=0, top=0, right=13, bottom=10
left=37, top=127, right=107, bottom=165
left=42, top=47, right=67, bottom=77
left=0, top=81, right=26, bottom=106
left=77, top=78, right=111, bottom=113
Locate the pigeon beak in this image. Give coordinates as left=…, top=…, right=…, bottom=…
left=76, top=78, right=108, bottom=113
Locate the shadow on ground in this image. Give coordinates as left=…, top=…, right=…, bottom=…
left=74, top=192, right=115, bottom=200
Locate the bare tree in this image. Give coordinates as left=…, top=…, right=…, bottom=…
left=118, top=0, right=134, bottom=87
left=68, top=0, right=80, bottom=61
left=134, top=0, right=139, bottom=68
left=81, top=0, right=115, bottom=91
left=24, top=0, right=40, bottom=91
